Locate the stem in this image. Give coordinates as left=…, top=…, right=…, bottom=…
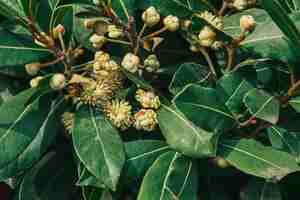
left=106, top=38, right=132, bottom=46
left=39, top=56, right=65, bottom=68
left=288, top=80, right=300, bottom=96
left=134, top=24, right=147, bottom=55
left=142, top=27, right=168, bottom=40
left=218, top=1, right=228, bottom=16
left=198, top=47, right=217, bottom=79
left=225, top=46, right=235, bottom=71
left=58, top=33, right=66, bottom=53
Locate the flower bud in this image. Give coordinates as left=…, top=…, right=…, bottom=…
left=163, top=15, right=180, bottom=32
left=240, top=15, right=256, bottom=32
left=25, top=62, right=41, bottom=76
left=93, top=0, right=101, bottom=6
left=94, top=51, right=110, bottom=63
left=50, top=73, right=66, bottom=90
left=189, top=45, right=201, bottom=52
left=121, top=53, right=140, bottom=73
left=213, top=157, right=231, bottom=168
left=142, top=6, right=161, bottom=27
left=181, top=20, right=192, bottom=30
left=30, top=76, right=43, bottom=88
left=53, top=24, right=65, bottom=39
left=198, top=26, right=216, bottom=47
left=135, top=89, right=161, bottom=109
left=89, top=34, right=107, bottom=48
left=232, top=0, right=255, bottom=10
left=134, top=109, right=158, bottom=131
left=84, top=19, right=97, bottom=29
left=144, top=54, right=160, bottom=73
left=107, top=25, right=123, bottom=38
left=103, top=60, right=120, bottom=71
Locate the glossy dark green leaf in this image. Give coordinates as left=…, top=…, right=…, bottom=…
left=0, top=96, right=65, bottom=181
left=169, top=63, right=211, bottom=95
left=0, top=0, right=26, bottom=21
left=173, top=84, right=236, bottom=131
left=124, top=140, right=170, bottom=182
left=241, top=178, right=282, bottom=200
left=76, top=162, right=105, bottom=188
left=0, top=88, right=52, bottom=170
left=0, top=29, right=51, bottom=67
left=243, top=89, right=280, bottom=124
left=224, top=8, right=299, bottom=63
left=289, top=96, right=300, bottom=113
left=150, top=0, right=211, bottom=18
left=137, top=152, right=198, bottom=200
left=158, top=104, right=219, bottom=158
left=267, top=126, right=300, bottom=162
left=72, top=105, right=125, bottom=191
left=82, top=187, right=113, bottom=200
left=219, top=139, right=300, bottom=180
left=217, top=72, right=254, bottom=114
left=18, top=151, right=78, bottom=200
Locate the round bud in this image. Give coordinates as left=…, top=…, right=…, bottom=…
left=144, top=54, right=160, bottom=72
left=30, top=76, right=43, bottom=88
left=52, top=24, right=65, bottom=39
left=25, top=62, right=41, bottom=76
left=198, top=26, right=216, bottom=47
left=107, top=25, right=123, bottom=38
left=233, top=0, right=248, bottom=10
left=163, top=15, right=180, bottom=32
left=189, top=45, right=201, bottom=52
left=89, top=34, right=107, bottom=48
left=213, top=157, right=231, bottom=168
left=240, top=15, right=256, bottom=32
left=142, top=7, right=161, bottom=27
left=121, top=53, right=140, bottom=73
left=50, top=73, right=66, bottom=90
left=95, top=51, right=110, bottom=63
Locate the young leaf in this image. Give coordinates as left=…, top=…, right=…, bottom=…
left=243, top=89, right=280, bottom=124
left=219, top=139, right=300, bottom=180
left=169, top=63, right=211, bottom=95
left=0, top=88, right=53, bottom=170
left=267, top=126, right=300, bottom=162
left=124, top=140, right=170, bottom=182
left=72, top=105, right=125, bottom=191
left=173, top=84, right=236, bottom=131
left=0, top=96, right=66, bottom=181
left=241, top=178, right=282, bottom=200
left=0, top=29, right=51, bottom=67
left=157, top=104, right=219, bottom=158
left=137, top=152, right=198, bottom=200
left=18, top=151, right=78, bottom=200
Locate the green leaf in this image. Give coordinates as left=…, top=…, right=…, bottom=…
left=158, top=104, right=219, bottom=158
left=169, top=63, right=211, bottom=95
left=173, top=84, right=236, bottom=131
left=217, top=72, right=254, bottom=114
left=82, top=188, right=113, bottom=200
left=0, top=29, right=51, bottom=67
left=267, top=126, right=300, bottom=162
left=0, top=96, right=65, bottom=181
left=219, top=139, right=300, bottom=180
left=18, top=151, right=78, bottom=200
left=289, top=96, right=300, bottom=113
left=243, top=89, right=280, bottom=124
left=0, top=0, right=25, bottom=21
left=0, top=88, right=53, bottom=170
left=72, top=105, right=125, bottom=191
left=224, top=8, right=300, bottom=63
left=260, top=0, right=300, bottom=51
left=241, top=178, right=282, bottom=200
left=150, top=0, right=211, bottom=18
left=111, top=0, right=135, bottom=23
left=76, top=162, right=105, bottom=188
left=137, top=152, right=198, bottom=200
left=124, top=140, right=170, bottom=182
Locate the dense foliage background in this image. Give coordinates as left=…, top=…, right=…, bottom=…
left=1, top=0, right=300, bottom=199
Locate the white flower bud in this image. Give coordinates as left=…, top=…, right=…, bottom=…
left=135, top=89, right=161, bottom=109
left=50, top=73, right=66, bottom=90
left=142, top=6, right=161, bottom=27
left=213, top=157, right=231, bottom=168
left=240, top=15, right=256, bottom=32
left=107, top=25, right=123, bottom=38
left=121, top=53, right=140, bottom=73
left=30, top=76, right=43, bottom=88
left=134, top=109, right=158, bottom=131
left=198, top=26, right=216, bottom=47
left=25, top=62, right=41, bottom=76
left=144, top=54, right=160, bottom=72
left=163, top=15, right=180, bottom=32
left=93, top=0, right=101, bottom=6
left=89, top=34, right=107, bottom=48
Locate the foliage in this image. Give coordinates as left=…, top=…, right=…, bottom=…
left=0, top=0, right=300, bottom=199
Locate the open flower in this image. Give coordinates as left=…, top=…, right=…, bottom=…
left=134, top=109, right=158, bottom=131
left=135, top=89, right=161, bottom=109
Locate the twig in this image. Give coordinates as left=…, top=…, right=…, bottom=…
left=198, top=47, right=217, bottom=79
left=134, top=24, right=147, bottom=55
left=218, top=1, right=228, bottom=16
left=142, top=27, right=168, bottom=40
